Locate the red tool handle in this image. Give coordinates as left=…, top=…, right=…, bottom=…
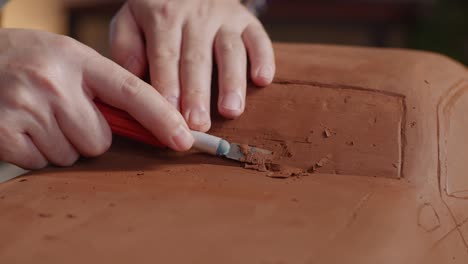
left=94, top=100, right=164, bottom=147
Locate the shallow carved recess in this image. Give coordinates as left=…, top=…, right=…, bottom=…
left=210, top=81, right=404, bottom=178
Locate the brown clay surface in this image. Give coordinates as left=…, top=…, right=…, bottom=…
left=1, top=43, right=468, bottom=263
left=211, top=81, right=404, bottom=178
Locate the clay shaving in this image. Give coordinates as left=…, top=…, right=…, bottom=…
left=238, top=144, right=273, bottom=165
left=323, top=129, right=332, bottom=138
left=308, top=154, right=333, bottom=173
left=239, top=144, right=309, bottom=179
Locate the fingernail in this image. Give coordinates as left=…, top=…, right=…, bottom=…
left=188, top=107, right=210, bottom=127
left=258, top=65, right=273, bottom=83
left=171, top=124, right=194, bottom=151
left=221, top=92, right=242, bottom=111
left=166, top=96, right=180, bottom=111
left=124, top=56, right=140, bottom=75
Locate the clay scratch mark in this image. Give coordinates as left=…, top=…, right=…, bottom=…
left=400, top=96, right=407, bottom=179
left=318, top=191, right=375, bottom=257
left=417, top=203, right=441, bottom=232
left=436, top=79, right=467, bottom=198
left=345, top=192, right=374, bottom=228
left=435, top=80, right=468, bottom=251
left=430, top=225, right=458, bottom=250
left=263, top=137, right=312, bottom=145
left=273, top=78, right=406, bottom=99
left=430, top=216, right=468, bottom=251
left=441, top=198, right=468, bottom=252
left=447, top=191, right=468, bottom=199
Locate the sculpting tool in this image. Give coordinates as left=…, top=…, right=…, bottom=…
left=0, top=102, right=272, bottom=183
left=191, top=130, right=272, bottom=161
left=95, top=100, right=273, bottom=162
left=0, top=162, right=28, bottom=183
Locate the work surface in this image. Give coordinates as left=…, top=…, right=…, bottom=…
left=1, top=43, right=468, bottom=263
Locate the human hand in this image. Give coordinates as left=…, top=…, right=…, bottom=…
left=110, top=0, right=275, bottom=132
left=0, top=29, right=193, bottom=169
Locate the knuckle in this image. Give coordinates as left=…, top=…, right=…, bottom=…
left=22, top=54, right=50, bottom=70
left=119, top=74, right=145, bottom=100
left=184, top=87, right=207, bottom=99
left=26, top=158, right=48, bottom=170
left=0, top=135, right=12, bottom=162
left=195, top=4, right=212, bottom=18
left=151, top=46, right=179, bottom=61
left=158, top=1, right=177, bottom=19
left=54, top=35, right=83, bottom=52
left=88, top=132, right=112, bottom=157
left=0, top=126, right=10, bottom=141
left=218, top=39, right=235, bottom=54
left=11, top=60, right=65, bottom=101
left=161, top=110, right=183, bottom=128
left=18, top=149, right=48, bottom=170
left=53, top=150, right=79, bottom=167
left=181, top=51, right=209, bottom=65
left=31, top=72, right=64, bottom=100
left=7, top=87, right=38, bottom=113
left=82, top=137, right=111, bottom=157
left=248, top=20, right=265, bottom=31
left=218, top=33, right=243, bottom=53
left=146, top=1, right=178, bottom=25
left=0, top=132, right=47, bottom=170
left=152, top=77, right=179, bottom=91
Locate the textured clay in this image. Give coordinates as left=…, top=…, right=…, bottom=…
left=0, top=43, right=467, bottom=264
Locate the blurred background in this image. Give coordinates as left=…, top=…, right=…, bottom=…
left=1, top=0, right=467, bottom=64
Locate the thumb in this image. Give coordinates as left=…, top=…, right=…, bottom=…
left=109, top=3, right=147, bottom=77
left=83, top=54, right=194, bottom=152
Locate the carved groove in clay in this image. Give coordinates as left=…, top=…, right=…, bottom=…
left=211, top=79, right=406, bottom=178
left=417, top=203, right=441, bottom=233
left=438, top=80, right=468, bottom=199
left=273, top=78, right=408, bottom=180
left=437, top=80, right=468, bottom=252
left=274, top=78, right=407, bottom=99
left=431, top=217, right=468, bottom=252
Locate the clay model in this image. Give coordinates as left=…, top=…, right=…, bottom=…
left=0, top=43, right=467, bottom=263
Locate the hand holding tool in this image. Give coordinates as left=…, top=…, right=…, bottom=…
left=95, top=100, right=272, bottom=162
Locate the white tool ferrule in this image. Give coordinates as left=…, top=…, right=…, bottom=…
left=191, top=131, right=230, bottom=156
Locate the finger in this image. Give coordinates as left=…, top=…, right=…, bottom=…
left=145, top=34, right=181, bottom=110
left=0, top=131, right=47, bottom=170
left=109, top=3, right=147, bottom=77
left=54, top=95, right=112, bottom=158
left=242, top=21, right=275, bottom=86
left=143, top=11, right=183, bottom=111
left=180, top=24, right=214, bottom=132
left=83, top=55, right=194, bottom=151
left=27, top=111, right=79, bottom=167
left=215, top=29, right=247, bottom=118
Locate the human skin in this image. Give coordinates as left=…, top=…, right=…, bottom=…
left=0, top=0, right=273, bottom=170
left=109, top=0, right=275, bottom=131
left=0, top=29, right=194, bottom=170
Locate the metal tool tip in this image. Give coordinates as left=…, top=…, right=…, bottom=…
left=216, top=139, right=231, bottom=156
